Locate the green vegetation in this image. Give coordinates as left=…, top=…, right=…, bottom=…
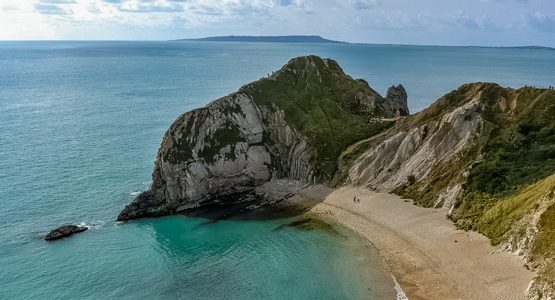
left=451, top=87, right=555, bottom=230
left=534, top=202, right=555, bottom=291
left=341, top=139, right=379, bottom=167
left=401, top=83, right=487, bottom=130
left=393, top=84, right=555, bottom=292
left=475, top=175, right=554, bottom=244
left=461, top=174, right=555, bottom=291
left=198, top=121, right=244, bottom=164
left=241, top=56, right=390, bottom=180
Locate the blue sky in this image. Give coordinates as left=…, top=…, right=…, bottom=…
left=1, top=0, right=554, bottom=46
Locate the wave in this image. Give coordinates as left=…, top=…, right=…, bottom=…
left=392, top=275, right=409, bottom=300
left=78, top=221, right=104, bottom=230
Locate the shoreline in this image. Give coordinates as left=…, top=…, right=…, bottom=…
left=284, top=185, right=535, bottom=300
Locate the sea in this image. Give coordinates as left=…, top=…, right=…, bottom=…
left=1, top=41, right=554, bottom=299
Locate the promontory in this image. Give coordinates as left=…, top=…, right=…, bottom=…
left=118, top=55, right=555, bottom=299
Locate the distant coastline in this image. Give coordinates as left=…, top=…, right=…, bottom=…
left=172, top=35, right=554, bottom=50
left=173, top=35, right=346, bottom=44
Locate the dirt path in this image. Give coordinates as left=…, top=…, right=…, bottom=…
left=337, top=133, right=379, bottom=169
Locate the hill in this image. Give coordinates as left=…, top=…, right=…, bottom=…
left=175, top=35, right=345, bottom=43
left=343, top=83, right=555, bottom=298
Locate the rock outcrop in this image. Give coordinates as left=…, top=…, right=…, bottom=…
left=118, top=55, right=406, bottom=221
left=45, top=224, right=87, bottom=241
left=385, top=84, right=409, bottom=116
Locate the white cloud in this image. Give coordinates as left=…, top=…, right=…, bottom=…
left=0, top=0, right=553, bottom=46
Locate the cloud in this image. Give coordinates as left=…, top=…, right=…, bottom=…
left=277, top=0, right=294, bottom=6
left=0, top=0, right=554, bottom=46
left=119, top=4, right=183, bottom=13
left=526, top=12, right=555, bottom=32
left=35, top=3, right=73, bottom=15
left=353, top=0, right=379, bottom=10
left=448, top=12, right=497, bottom=30
left=39, top=0, right=76, bottom=3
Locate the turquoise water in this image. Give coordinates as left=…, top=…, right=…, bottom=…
left=1, top=41, right=554, bottom=299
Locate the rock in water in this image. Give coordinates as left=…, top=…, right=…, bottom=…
left=45, top=224, right=87, bottom=241
left=118, top=55, right=407, bottom=221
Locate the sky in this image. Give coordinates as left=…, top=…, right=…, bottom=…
left=1, top=0, right=554, bottom=46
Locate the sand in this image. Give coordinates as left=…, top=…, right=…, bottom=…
left=291, top=185, right=535, bottom=300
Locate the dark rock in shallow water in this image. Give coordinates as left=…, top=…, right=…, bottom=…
left=44, top=224, right=87, bottom=241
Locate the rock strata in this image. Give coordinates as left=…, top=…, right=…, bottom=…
left=118, top=55, right=406, bottom=221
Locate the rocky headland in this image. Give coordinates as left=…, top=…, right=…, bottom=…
left=118, top=55, right=555, bottom=299
left=118, top=55, right=407, bottom=221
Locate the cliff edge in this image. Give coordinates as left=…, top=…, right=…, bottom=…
left=118, top=55, right=407, bottom=221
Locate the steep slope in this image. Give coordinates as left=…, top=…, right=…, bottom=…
left=344, top=83, right=555, bottom=298
left=479, top=174, right=555, bottom=299
left=118, top=55, right=406, bottom=221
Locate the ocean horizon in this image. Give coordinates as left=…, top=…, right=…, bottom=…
left=1, top=41, right=554, bottom=299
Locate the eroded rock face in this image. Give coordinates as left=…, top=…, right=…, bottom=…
left=118, top=94, right=308, bottom=220
left=118, top=55, right=406, bottom=221
left=348, top=97, right=482, bottom=211
left=44, top=225, right=87, bottom=241
left=385, top=84, right=409, bottom=116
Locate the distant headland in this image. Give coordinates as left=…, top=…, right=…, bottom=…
left=173, top=35, right=346, bottom=44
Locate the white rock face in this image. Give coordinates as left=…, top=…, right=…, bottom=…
left=348, top=97, right=483, bottom=211
left=155, top=93, right=313, bottom=209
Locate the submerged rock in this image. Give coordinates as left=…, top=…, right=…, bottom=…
left=44, top=224, right=87, bottom=241
left=273, top=218, right=340, bottom=235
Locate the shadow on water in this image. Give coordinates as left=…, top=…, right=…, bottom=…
left=272, top=218, right=343, bottom=237
left=131, top=187, right=339, bottom=262
left=176, top=187, right=334, bottom=225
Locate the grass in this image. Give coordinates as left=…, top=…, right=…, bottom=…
left=241, top=56, right=392, bottom=180
left=474, top=174, right=555, bottom=244
left=451, top=87, right=555, bottom=230
left=533, top=200, right=555, bottom=290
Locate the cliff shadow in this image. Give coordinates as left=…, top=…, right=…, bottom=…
left=179, top=182, right=335, bottom=224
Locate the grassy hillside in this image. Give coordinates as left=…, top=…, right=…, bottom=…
left=241, top=56, right=392, bottom=180
left=365, top=83, right=555, bottom=295
left=472, top=174, right=555, bottom=296
left=396, top=83, right=555, bottom=295
left=451, top=87, right=555, bottom=228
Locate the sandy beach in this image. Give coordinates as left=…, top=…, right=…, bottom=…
left=290, top=185, right=535, bottom=300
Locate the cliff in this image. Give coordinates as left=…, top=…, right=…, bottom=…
left=118, top=55, right=407, bottom=221
left=117, top=55, right=555, bottom=297
left=342, top=83, right=555, bottom=298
